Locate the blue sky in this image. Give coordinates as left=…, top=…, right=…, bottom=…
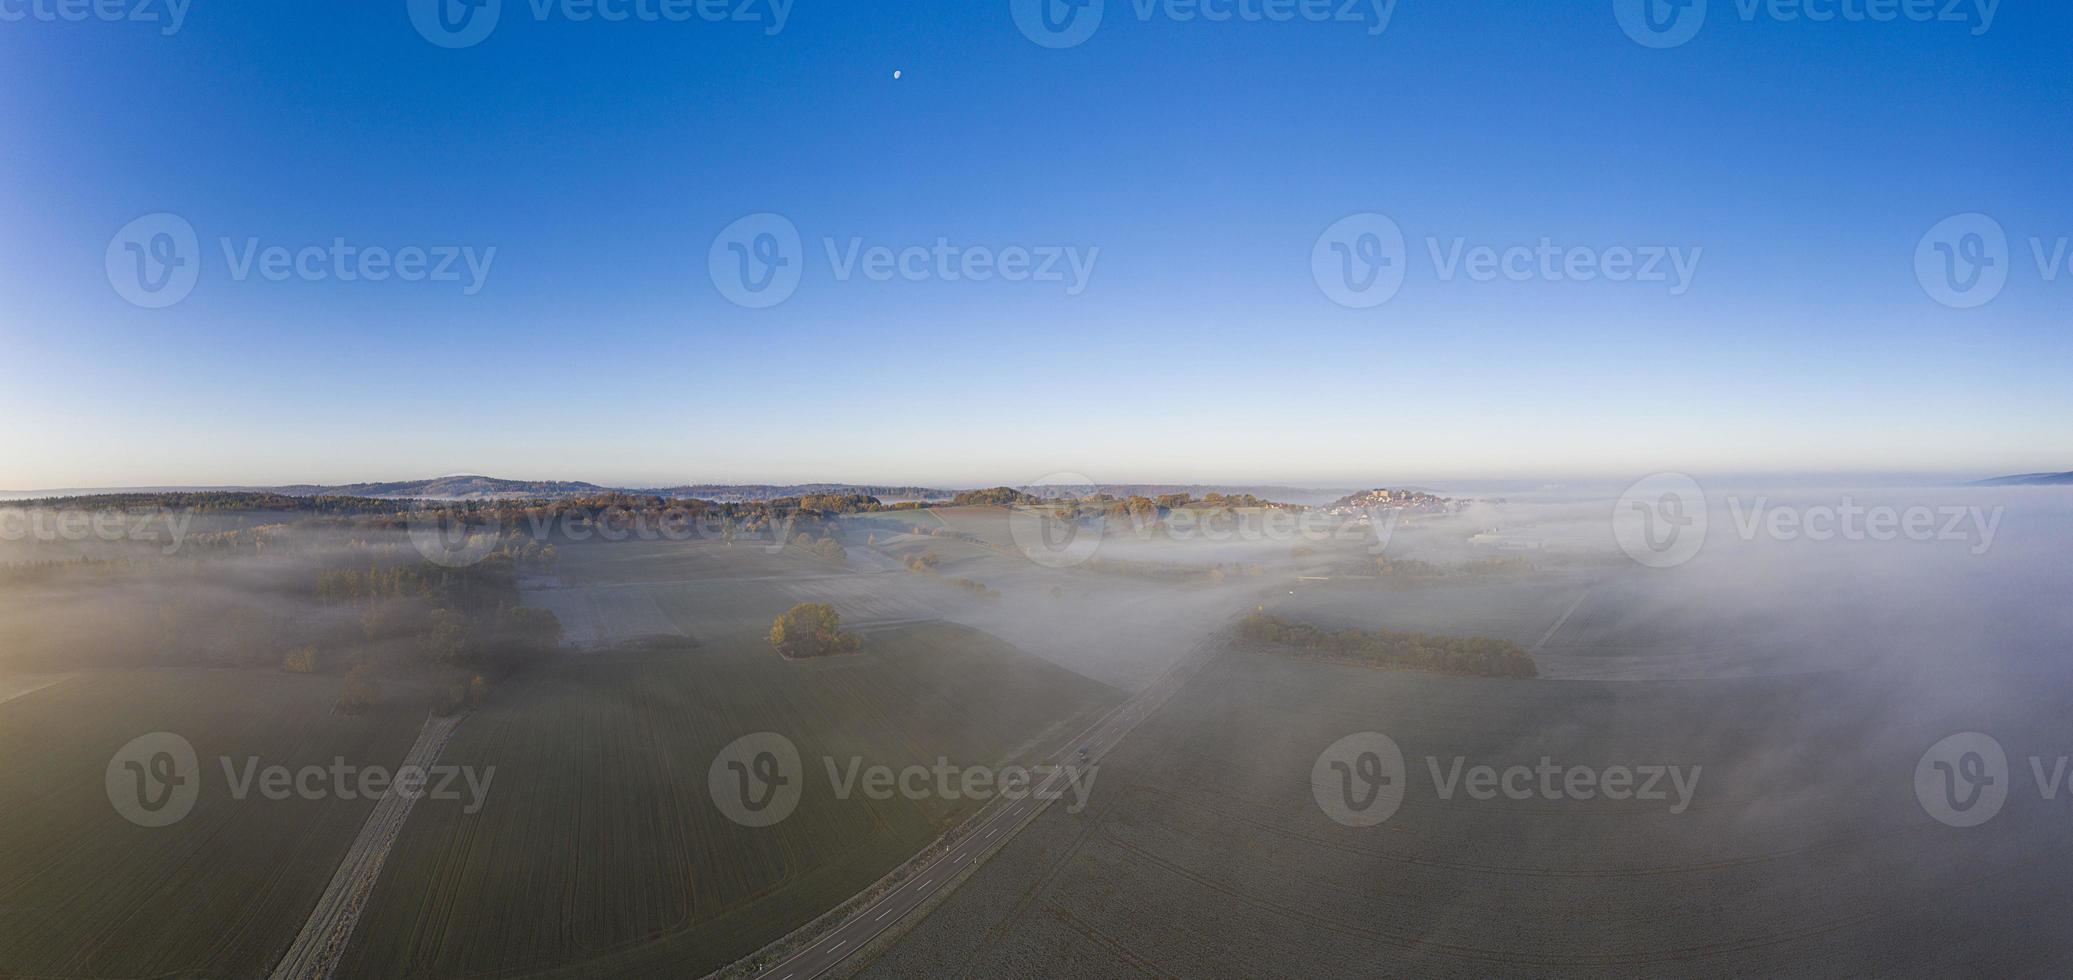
left=1, top=0, right=2067, bottom=490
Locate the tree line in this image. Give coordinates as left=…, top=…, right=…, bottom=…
left=1238, top=612, right=1537, bottom=679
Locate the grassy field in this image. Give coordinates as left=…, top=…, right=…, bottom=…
left=858, top=644, right=2073, bottom=978
left=332, top=620, right=1120, bottom=979
left=0, top=535, right=1123, bottom=980
left=0, top=668, right=426, bottom=979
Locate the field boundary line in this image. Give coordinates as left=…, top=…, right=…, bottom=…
left=266, top=711, right=465, bottom=980
left=0, top=673, right=77, bottom=707
left=1530, top=587, right=1591, bottom=654
left=720, top=626, right=1234, bottom=980
left=946, top=641, right=1227, bottom=977
left=704, top=696, right=1123, bottom=980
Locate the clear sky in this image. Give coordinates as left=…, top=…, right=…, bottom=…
left=2, top=0, right=2067, bottom=490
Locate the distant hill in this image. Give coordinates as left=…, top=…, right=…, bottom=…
left=1326, top=487, right=1451, bottom=509
left=1016, top=484, right=1351, bottom=506
left=950, top=487, right=1042, bottom=507
left=645, top=484, right=956, bottom=503
left=271, top=476, right=613, bottom=500
left=1975, top=471, right=2073, bottom=486
left=270, top=476, right=958, bottom=502
left=8, top=476, right=1360, bottom=506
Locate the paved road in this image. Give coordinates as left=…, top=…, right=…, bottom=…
left=748, top=642, right=1218, bottom=980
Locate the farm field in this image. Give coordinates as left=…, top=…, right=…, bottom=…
left=895, top=505, right=1012, bottom=546
left=331, top=619, right=1123, bottom=979
left=852, top=508, right=1306, bottom=690
left=534, top=530, right=1266, bottom=692
left=859, top=645, right=2073, bottom=978
left=528, top=538, right=957, bottom=645
left=1263, top=575, right=1588, bottom=648
left=0, top=668, right=428, bottom=979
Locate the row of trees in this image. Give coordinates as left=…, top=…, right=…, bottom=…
left=1322, top=555, right=1538, bottom=585
left=949, top=486, right=1041, bottom=507
left=1237, top=612, right=1537, bottom=679
left=899, top=550, right=998, bottom=598
left=792, top=532, right=848, bottom=562
left=311, top=553, right=563, bottom=713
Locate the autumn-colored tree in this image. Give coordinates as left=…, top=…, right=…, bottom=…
left=282, top=646, right=319, bottom=674
left=769, top=602, right=861, bottom=658
left=338, top=664, right=381, bottom=714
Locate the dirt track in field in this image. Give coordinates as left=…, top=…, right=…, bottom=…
left=268, top=712, right=464, bottom=980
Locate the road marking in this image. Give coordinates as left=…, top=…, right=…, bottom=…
left=878, top=908, right=892, bottom=921
left=831, top=941, right=846, bottom=951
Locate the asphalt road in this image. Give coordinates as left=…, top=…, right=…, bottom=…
left=749, top=643, right=1217, bottom=980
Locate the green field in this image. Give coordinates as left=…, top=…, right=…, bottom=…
left=0, top=669, right=426, bottom=979
left=861, top=641, right=2073, bottom=978
left=334, top=619, right=1120, bottom=978
left=0, top=534, right=1124, bottom=980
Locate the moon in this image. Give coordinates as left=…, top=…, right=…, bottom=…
left=892, top=69, right=902, bottom=80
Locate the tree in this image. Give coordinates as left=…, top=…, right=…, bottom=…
left=769, top=602, right=861, bottom=658
left=949, top=486, right=1039, bottom=507
left=282, top=647, right=318, bottom=674
left=424, top=608, right=468, bottom=665
left=338, top=664, right=381, bottom=714
left=496, top=606, right=563, bottom=652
